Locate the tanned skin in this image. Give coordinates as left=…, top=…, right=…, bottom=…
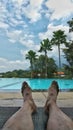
left=2, top=81, right=36, bottom=130
left=45, top=81, right=73, bottom=130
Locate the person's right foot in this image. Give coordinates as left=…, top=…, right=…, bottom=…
left=21, top=81, right=37, bottom=113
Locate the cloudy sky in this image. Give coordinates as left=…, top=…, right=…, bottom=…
left=0, top=0, right=73, bottom=72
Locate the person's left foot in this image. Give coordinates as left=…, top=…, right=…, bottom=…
left=44, top=99, right=50, bottom=114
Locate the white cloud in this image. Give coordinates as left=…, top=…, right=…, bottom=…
left=9, top=17, right=24, bottom=27
left=68, top=32, right=73, bottom=41
left=22, top=0, right=43, bottom=22
left=0, top=22, right=9, bottom=29
left=7, top=30, right=22, bottom=43
left=0, top=57, right=29, bottom=73
left=13, top=0, right=23, bottom=6
left=21, top=50, right=28, bottom=58
left=20, top=37, right=40, bottom=52
left=12, top=0, right=27, bottom=7
left=1, top=0, right=44, bottom=23
left=0, top=2, right=8, bottom=20
left=45, top=0, right=73, bottom=20
left=0, top=0, right=27, bottom=29
left=8, top=39, right=16, bottom=43
left=20, top=38, right=34, bottom=47
left=39, top=24, right=69, bottom=40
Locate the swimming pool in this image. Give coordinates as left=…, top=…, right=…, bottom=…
left=0, top=78, right=73, bottom=91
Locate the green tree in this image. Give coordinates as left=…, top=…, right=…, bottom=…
left=67, top=18, right=73, bottom=32
left=63, top=41, right=73, bottom=66
left=63, top=18, right=73, bottom=78
left=63, top=42, right=73, bottom=78
left=47, top=58, right=57, bottom=78
left=34, top=55, right=57, bottom=78
left=51, top=30, right=67, bottom=73
left=26, top=50, right=37, bottom=78
left=39, top=38, right=52, bottom=77
left=36, top=55, right=47, bottom=76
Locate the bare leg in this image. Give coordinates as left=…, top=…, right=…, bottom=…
left=2, top=81, right=36, bottom=130
left=45, top=81, right=73, bottom=130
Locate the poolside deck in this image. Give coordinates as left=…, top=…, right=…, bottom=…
left=0, top=91, right=73, bottom=107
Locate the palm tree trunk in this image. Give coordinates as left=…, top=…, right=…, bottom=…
left=45, top=51, right=47, bottom=78
left=30, top=61, right=33, bottom=78
left=58, top=45, right=61, bottom=77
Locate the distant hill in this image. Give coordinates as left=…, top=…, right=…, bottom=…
left=0, top=69, right=31, bottom=78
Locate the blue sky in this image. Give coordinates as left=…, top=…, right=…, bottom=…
left=0, top=0, right=73, bottom=72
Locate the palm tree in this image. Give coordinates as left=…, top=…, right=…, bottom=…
left=26, top=50, right=37, bottom=78
left=51, top=30, right=67, bottom=74
left=39, top=38, right=52, bottom=77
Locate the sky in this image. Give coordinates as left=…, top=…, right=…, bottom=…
left=0, top=0, right=73, bottom=73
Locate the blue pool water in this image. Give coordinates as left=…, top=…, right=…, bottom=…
left=0, top=78, right=73, bottom=91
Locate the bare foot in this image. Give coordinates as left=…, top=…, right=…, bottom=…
left=44, top=81, right=59, bottom=114
left=21, top=81, right=37, bottom=113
